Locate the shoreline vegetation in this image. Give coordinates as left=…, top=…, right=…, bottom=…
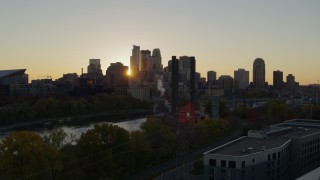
left=0, top=93, right=152, bottom=128
left=0, top=116, right=232, bottom=179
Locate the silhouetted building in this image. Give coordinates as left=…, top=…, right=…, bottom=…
left=171, top=56, right=179, bottom=113
left=286, top=74, right=296, bottom=89
left=31, top=79, right=56, bottom=97
left=234, top=68, right=249, bottom=89
left=127, top=87, right=151, bottom=101
left=140, top=50, right=151, bottom=72
left=130, top=45, right=140, bottom=77
left=88, top=59, right=102, bottom=75
left=207, top=71, right=217, bottom=85
left=168, top=60, right=172, bottom=72
left=253, top=58, right=266, bottom=89
left=273, top=70, right=284, bottom=90
left=0, top=69, right=28, bottom=96
left=218, top=75, right=233, bottom=96
left=106, top=62, right=129, bottom=95
left=147, top=48, right=162, bottom=81
left=190, top=57, right=196, bottom=105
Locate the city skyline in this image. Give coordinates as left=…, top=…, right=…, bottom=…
left=1, top=1, right=320, bottom=85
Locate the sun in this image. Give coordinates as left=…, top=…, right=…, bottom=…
left=127, top=69, right=131, bottom=76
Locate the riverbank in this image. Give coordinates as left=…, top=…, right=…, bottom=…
left=0, top=109, right=152, bottom=133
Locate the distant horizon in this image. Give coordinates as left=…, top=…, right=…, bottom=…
left=1, top=1, right=319, bottom=85
left=1, top=46, right=319, bottom=86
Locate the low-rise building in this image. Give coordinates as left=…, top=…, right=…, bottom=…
left=204, top=119, right=320, bottom=180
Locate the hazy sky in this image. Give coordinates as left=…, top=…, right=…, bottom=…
left=1, top=0, right=319, bottom=85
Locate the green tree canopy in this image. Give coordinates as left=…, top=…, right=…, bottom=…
left=0, top=131, right=63, bottom=179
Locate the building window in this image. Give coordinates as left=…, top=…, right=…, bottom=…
left=210, top=159, right=216, bottom=166
left=221, top=160, right=226, bottom=167
left=242, top=161, right=245, bottom=168
left=209, top=168, right=215, bottom=175
left=268, top=154, right=271, bottom=161
left=252, top=158, right=255, bottom=163
left=273, top=153, right=276, bottom=159
left=229, top=161, right=236, bottom=168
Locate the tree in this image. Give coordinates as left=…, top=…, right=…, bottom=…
left=140, top=117, right=177, bottom=163
left=76, top=124, right=131, bottom=179
left=0, top=131, right=63, bottom=179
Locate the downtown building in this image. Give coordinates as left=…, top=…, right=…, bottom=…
left=234, top=68, right=249, bottom=90
left=253, top=58, right=266, bottom=89
left=0, top=69, right=29, bottom=96
left=273, top=70, right=284, bottom=90
left=204, top=119, right=320, bottom=180
left=128, top=45, right=162, bottom=102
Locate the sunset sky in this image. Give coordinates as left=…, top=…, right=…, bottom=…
left=1, top=0, right=319, bottom=85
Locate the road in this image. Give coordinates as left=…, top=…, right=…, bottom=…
left=129, top=120, right=248, bottom=180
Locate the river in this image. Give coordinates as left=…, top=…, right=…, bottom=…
left=0, top=117, right=147, bottom=141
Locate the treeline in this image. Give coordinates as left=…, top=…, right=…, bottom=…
left=0, top=94, right=152, bottom=126
left=233, top=100, right=320, bottom=131
left=0, top=117, right=231, bottom=179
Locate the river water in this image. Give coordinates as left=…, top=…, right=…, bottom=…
left=0, top=118, right=147, bottom=141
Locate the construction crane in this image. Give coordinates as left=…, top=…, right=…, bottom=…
left=38, top=74, right=52, bottom=79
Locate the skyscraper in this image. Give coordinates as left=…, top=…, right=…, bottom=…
left=286, top=74, right=295, bottom=89
left=253, top=58, right=265, bottom=89
left=171, top=56, right=179, bottom=113
left=130, top=45, right=140, bottom=77
left=88, top=59, right=102, bottom=75
left=190, top=57, right=196, bottom=105
left=140, top=50, right=151, bottom=72
left=207, top=71, right=216, bottom=85
left=234, top=68, right=249, bottom=89
left=147, top=48, right=162, bottom=73
left=273, top=70, right=284, bottom=90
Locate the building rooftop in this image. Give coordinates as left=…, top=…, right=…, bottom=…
left=0, top=69, right=26, bottom=78
left=269, top=126, right=320, bottom=139
left=208, top=137, right=290, bottom=156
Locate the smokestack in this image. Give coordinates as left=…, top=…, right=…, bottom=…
left=171, top=56, right=179, bottom=113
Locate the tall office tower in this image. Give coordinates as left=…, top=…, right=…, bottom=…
left=152, top=48, right=161, bottom=57
left=253, top=58, right=266, bottom=89
left=168, top=60, right=172, bottom=72
left=130, top=45, right=140, bottom=77
left=140, top=50, right=151, bottom=72
left=190, top=57, right=196, bottom=105
left=207, top=71, right=217, bottom=85
left=171, top=56, right=179, bottom=113
left=179, top=56, right=191, bottom=71
left=234, top=68, right=249, bottom=89
left=147, top=48, right=162, bottom=73
left=88, top=59, right=102, bottom=74
left=218, top=75, right=234, bottom=96
left=286, top=74, right=295, bottom=89
left=106, top=62, right=129, bottom=88
left=273, top=70, right=284, bottom=90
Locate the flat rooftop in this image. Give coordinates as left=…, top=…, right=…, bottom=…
left=269, top=126, right=320, bottom=138
left=209, top=137, right=290, bottom=156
